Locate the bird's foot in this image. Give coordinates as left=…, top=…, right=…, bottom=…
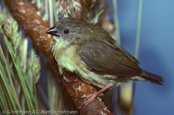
left=80, top=92, right=104, bottom=98
left=78, top=83, right=112, bottom=109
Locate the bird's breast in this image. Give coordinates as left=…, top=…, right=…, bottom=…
left=52, top=38, right=82, bottom=73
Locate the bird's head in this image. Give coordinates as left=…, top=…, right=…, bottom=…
left=46, top=17, right=114, bottom=45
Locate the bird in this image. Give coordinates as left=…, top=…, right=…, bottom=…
left=46, top=17, right=164, bottom=108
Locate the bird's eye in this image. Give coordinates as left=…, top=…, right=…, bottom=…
left=64, top=29, right=69, bottom=34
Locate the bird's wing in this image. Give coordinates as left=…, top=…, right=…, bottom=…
left=78, top=39, right=142, bottom=77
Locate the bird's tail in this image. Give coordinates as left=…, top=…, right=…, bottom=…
left=141, top=70, right=164, bottom=85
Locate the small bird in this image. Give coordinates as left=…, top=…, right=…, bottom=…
left=46, top=17, right=164, bottom=107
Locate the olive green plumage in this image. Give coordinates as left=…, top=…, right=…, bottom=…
left=46, top=17, right=164, bottom=88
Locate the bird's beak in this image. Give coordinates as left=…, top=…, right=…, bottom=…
left=46, top=26, right=60, bottom=37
